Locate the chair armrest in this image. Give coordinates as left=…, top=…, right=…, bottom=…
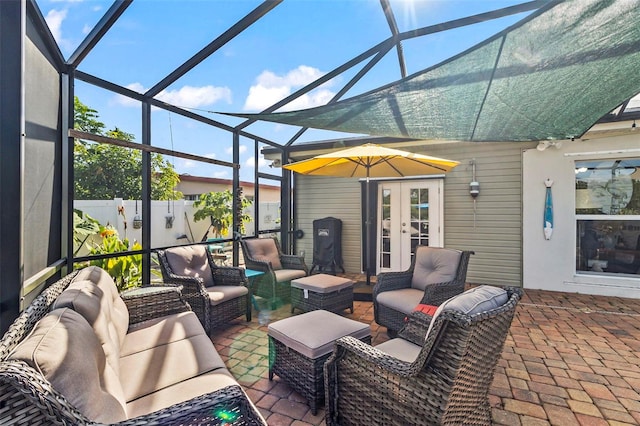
left=212, top=266, right=249, bottom=286
left=397, top=311, right=433, bottom=346
left=120, top=285, right=190, bottom=327
left=280, top=254, right=308, bottom=273
left=114, top=385, right=267, bottom=426
left=326, top=336, right=416, bottom=378
left=160, top=273, right=207, bottom=295
left=242, top=257, right=273, bottom=274
left=420, top=279, right=466, bottom=306
left=373, top=270, right=413, bottom=297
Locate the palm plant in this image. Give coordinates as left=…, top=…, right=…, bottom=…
left=193, top=190, right=252, bottom=239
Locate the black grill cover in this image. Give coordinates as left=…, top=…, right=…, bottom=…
left=311, top=217, right=345, bottom=274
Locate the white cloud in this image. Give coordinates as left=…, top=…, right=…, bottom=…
left=114, top=83, right=232, bottom=109
left=245, top=156, right=268, bottom=169
left=204, top=153, right=217, bottom=159
left=284, top=89, right=335, bottom=111
left=110, top=82, right=144, bottom=107
left=180, top=159, right=197, bottom=169
left=157, top=85, right=232, bottom=109
left=45, top=9, right=69, bottom=48
left=225, top=144, right=247, bottom=155
left=82, top=24, right=92, bottom=35
left=213, top=171, right=229, bottom=179
left=243, top=65, right=335, bottom=112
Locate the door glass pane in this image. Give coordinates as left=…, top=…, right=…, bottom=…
left=410, top=189, right=419, bottom=204
left=410, top=187, right=429, bottom=258
left=380, top=188, right=391, bottom=268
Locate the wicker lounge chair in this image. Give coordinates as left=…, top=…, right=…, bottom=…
left=325, top=285, right=523, bottom=426
left=240, top=237, right=308, bottom=306
left=373, top=246, right=473, bottom=336
left=157, top=245, right=250, bottom=333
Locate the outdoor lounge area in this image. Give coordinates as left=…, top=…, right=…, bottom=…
left=0, top=267, right=640, bottom=426
left=3, top=1, right=640, bottom=425
left=211, top=276, right=640, bottom=425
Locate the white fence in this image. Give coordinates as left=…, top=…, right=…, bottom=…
left=74, top=199, right=280, bottom=254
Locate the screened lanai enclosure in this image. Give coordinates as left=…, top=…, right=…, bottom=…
left=2, top=0, right=640, bottom=334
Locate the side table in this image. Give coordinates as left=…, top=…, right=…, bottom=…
left=291, top=273, right=354, bottom=314
left=244, top=269, right=264, bottom=311
left=119, top=284, right=185, bottom=324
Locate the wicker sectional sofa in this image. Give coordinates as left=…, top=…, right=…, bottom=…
left=0, top=266, right=266, bottom=425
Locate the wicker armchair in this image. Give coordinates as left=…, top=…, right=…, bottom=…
left=240, top=237, right=308, bottom=306
left=325, top=285, right=523, bottom=426
left=373, top=246, right=473, bottom=336
left=157, top=245, right=250, bottom=333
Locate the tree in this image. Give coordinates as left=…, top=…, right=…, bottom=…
left=73, top=97, right=182, bottom=200
left=193, top=190, right=252, bottom=239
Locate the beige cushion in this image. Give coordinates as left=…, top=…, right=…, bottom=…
left=291, top=274, right=353, bottom=293
left=424, top=285, right=508, bottom=341
left=376, top=287, right=424, bottom=314
left=245, top=239, right=283, bottom=270
left=9, top=309, right=127, bottom=424
left=411, top=246, right=462, bottom=291
left=120, top=311, right=204, bottom=357
left=71, top=266, right=130, bottom=346
left=207, top=285, right=248, bottom=306
left=165, top=245, right=214, bottom=288
left=268, top=310, right=370, bottom=359
left=126, top=372, right=238, bottom=419
left=274, top=269, right=307, bottom=283
left=375, top=338, right=421, bottom=363
left=120, top=333, right=226, bottom=402
left=52, top=279, right=125, bottom=375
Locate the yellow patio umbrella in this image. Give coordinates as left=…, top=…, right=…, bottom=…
left=283, top=143, right=460, bottom=285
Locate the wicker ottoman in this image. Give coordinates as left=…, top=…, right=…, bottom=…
left=268, top=310, right=371, bottom=414
left=291, top=274, right=354, bottom=314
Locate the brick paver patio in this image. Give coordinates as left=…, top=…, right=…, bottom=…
left=210, top=282, right=640, bottom=425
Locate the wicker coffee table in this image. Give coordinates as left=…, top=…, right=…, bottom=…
left=290, top=273, right=354, bottom=314
left=267, top=310, right=371, bottom=414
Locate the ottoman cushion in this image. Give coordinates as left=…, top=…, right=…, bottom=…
left=268, top=310, right=370, bottom=359
left=291, top=274, right=353, bottom=293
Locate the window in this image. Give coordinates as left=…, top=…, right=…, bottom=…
left=575, top=159, right=640, bottom=276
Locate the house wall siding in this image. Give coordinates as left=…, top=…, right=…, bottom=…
left=408, top=142, right=531, bottom=287
left=294, top=176, right=363, bottom=273
left=292, top=141, right=534, bottom=287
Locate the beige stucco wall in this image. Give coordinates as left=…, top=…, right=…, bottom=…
left=523, top=132, right=640, bottom=298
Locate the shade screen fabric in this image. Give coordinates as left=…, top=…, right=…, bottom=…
left=227, top=0, right=640, bottom=142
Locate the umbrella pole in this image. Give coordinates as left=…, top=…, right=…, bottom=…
left=365, top=172, right=371, bottom=286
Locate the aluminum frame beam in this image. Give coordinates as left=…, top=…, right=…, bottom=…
left=0, top=0, right=24, bottom=335
left=67, top=0, right=133, bottom=67
left=146, top=0, right=283, bottom=97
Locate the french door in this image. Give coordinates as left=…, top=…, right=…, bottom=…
left=377, top=180, right=443, bottom=273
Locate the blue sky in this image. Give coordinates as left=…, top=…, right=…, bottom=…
left=38, top=0, right=530, bottom=182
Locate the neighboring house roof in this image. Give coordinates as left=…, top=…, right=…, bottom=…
left=178, top=174, right=280, bottom=191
